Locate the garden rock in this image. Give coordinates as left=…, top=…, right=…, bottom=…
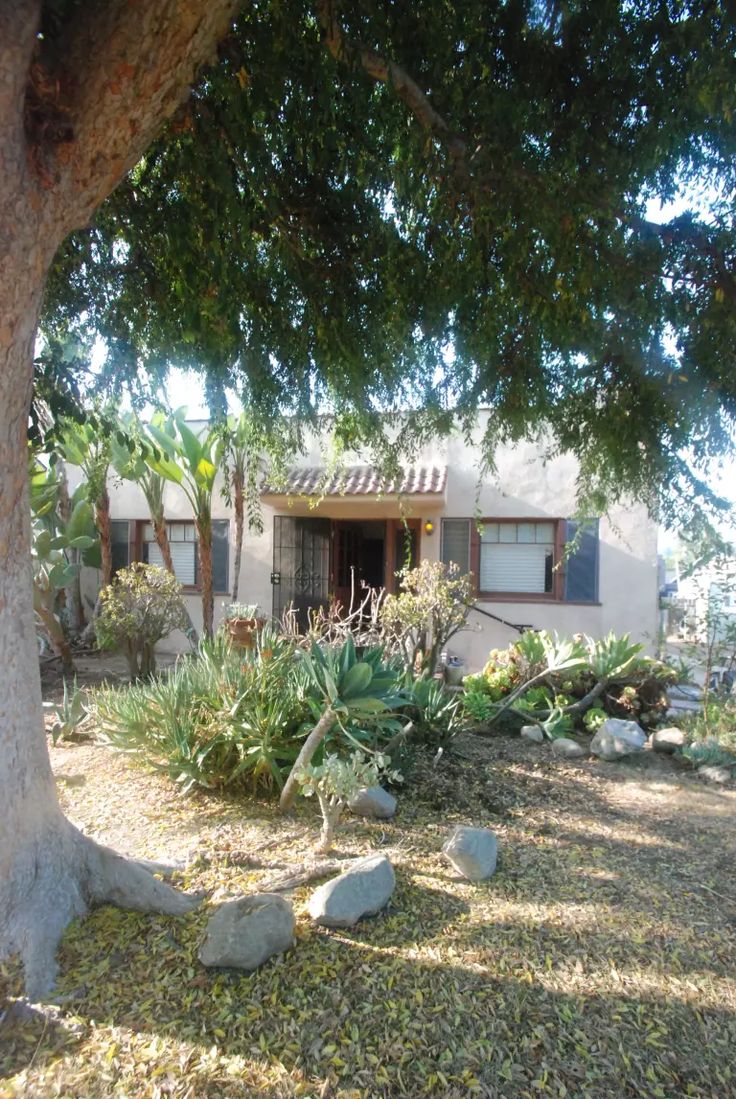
left=669, top=684, right=703, bottom=702
left=442, top=825, right=498, bottom=881
left=650, top=727, right=685, bottom=754
left=199, top=893, right=295, bottom=970
left=521, top=725, right=544, bottom=744
left=590, top=718, right=646, bottom=761
left=308, top=855, right=395, bottom=927
left=551, top=737, right=586, bottom=759
left=348, top=786, right=397, bottom=819
left=698, top=765, right=733, bottom=785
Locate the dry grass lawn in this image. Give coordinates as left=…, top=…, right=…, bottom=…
left=2, top=730, right=735, bottom=1098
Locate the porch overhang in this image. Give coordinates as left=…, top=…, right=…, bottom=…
left=260, top=464, right=447, bottom=512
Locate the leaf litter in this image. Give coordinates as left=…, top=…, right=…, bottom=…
left=1, top=733, right=735, bottom=1098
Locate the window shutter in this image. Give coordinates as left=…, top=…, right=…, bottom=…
left=564, top=519, right=599, bottom=603
left=212, top=520, right=229, bottom=593
left=441, top=519, right=471, bottom=573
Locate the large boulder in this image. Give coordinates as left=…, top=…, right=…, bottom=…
left=590, top=718, right=646, bottom=761
left=650, top=727, right=685, bottom=754
left=348, top=786, right=397, bottom=819
left=308, top=855, right=395, bottom=928
left=520, top=725, right=544, bottom=744
left=442, top=825, right=498, bottom=881
left=551, top=737, right=586, bottom=760
left=199, top=893, right=295, bottom=970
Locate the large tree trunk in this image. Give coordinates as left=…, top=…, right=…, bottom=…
left=0, top=0, right=238, bottom=996
left=196, top=516, right=214, bottom=638
left=231, top=472, right=245, bottom=603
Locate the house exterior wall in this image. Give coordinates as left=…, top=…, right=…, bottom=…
left=74, top=418, right=659, bottom=669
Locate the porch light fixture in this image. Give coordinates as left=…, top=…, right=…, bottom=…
left=424, top=520, right=434, bottom=536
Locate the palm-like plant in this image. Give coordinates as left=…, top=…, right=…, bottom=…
left=279, top=637, right=406, bottom=810
left=58, top=416, right=113, bottom=594
left=30, top=461, right=98, bottom=673
left=146, top=412, right=223, bottom=637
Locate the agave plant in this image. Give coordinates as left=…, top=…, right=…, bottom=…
left=279, top=637, right=406, bottom=810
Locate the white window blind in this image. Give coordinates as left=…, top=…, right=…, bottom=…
left=148, top=541, right=196, bottom=586
left=480, top=521, right=555, bottom=593
left=480, top=543, right=552, bottom=592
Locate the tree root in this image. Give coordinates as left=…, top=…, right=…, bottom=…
left=258, top=858, right=355, bottom=893
left=3, top=819, right=199, bottom=1000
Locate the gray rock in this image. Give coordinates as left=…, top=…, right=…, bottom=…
left=199, top=893, right=295, bottom=970
left=669, top=684, right=703, bottom=701
left=521, top=725, right=545, bottom=744
left=442, top=825, right=498, bottom=881
left=308, top=855, right=395, bottom=927
left=650, top=727, right=685, bottom=753
left=551, top=737, right=586, bottom=759
left=698, top=765, right=733, bottom=785
left=348, top=785, right=397, bottom=819
left=590, top=718, right=646, bottom=761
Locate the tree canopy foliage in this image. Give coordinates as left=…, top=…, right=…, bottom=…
left=41, top=0, right=736, bottom=524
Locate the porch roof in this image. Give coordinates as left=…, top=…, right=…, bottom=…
left=261, top=464, right=447, bottom=498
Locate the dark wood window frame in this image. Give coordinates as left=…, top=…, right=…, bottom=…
left=470, top=517, right=565, bottom=603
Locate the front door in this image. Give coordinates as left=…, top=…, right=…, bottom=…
left=272, top=516, right=331, bottom=628
left=332, top=520, right=387, bottom=611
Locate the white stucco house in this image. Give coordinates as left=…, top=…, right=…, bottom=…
left=82, top=416, right=659, bottom=670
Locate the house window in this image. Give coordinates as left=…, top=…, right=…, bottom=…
left=440, top=517, right=599, bottom=603
left=142, top=520, right=229, bottom=592
left=111, top=520, right=131, bottom=576
left=480, top=521, right=555, bottom=594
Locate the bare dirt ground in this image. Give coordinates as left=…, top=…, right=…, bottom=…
left=2, top=715, right=736, bottom=1098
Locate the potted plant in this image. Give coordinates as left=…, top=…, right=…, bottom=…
left=223, top=602, right=266, bottom=649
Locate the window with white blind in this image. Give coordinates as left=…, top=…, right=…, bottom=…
left=142, top=520, right=229, bottom=591
left=480, top=521, right=555, bottom=594
left=440, top=517, right=599, bottom=602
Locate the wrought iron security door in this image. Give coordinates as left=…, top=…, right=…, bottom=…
left=272, top=516, right=331, bottom=627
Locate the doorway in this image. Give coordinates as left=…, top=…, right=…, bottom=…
left=332, top=520, right=386, bottom=609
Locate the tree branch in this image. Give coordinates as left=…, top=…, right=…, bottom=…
left=316, top=0, right=466, bottom=165
left=31, top=0, right=241, bottom=234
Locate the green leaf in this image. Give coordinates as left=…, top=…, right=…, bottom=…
left=340, top=661, right=373, bottom=699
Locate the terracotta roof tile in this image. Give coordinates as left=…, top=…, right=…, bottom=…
left=262, top=464, right=447, bottom=497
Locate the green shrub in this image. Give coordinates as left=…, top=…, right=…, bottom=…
left=49, top=678, right=89, bottom=745
left=466, top=630, right=677, bottom=738
left=380, top=560, right=473, bottom=673
left=679, top=698, right=736, bottom=771
left=91, top=635, right=312, bottom=793
left=583, top=706, right=607, bottom=732
left=96, top=563, right=188, bottom=680
left=408, top=677, right=465, bottom=746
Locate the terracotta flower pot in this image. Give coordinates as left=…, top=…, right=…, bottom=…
left=227, top=617, right=266, bottom=649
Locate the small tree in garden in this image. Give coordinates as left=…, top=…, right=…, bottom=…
left=96, top=563, right=188, bottom=681
left=297, top=752, right=402, bottom=853
left=380, top=560, right=473, bottom=674
left=279, top=638, right=406, bottom=811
